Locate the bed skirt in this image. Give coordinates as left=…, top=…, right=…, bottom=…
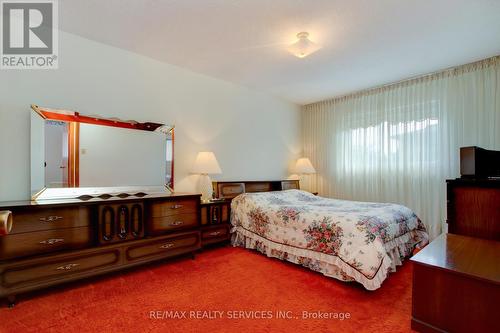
left=231, top=226, right=427, bottom=290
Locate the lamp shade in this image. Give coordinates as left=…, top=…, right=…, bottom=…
left=295, top=158, right=316, bottom=174
left=192, top=152, right=222, bottom=175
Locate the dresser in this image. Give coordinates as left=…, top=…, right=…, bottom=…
left=411, top=233, right=500, bottom=332
left=0, top=193, right=201, bottom=307
left=0, top=180, right=302, bottom=307
left=446, top=178, right=500, bottom=240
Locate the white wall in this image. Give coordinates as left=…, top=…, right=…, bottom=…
left=0, top=31, right=301, bottom=201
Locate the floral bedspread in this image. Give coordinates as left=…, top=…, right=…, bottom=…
left=231, top=190, right=428, bottom=290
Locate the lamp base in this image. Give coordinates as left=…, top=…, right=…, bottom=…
left=198, top=174, right=213, bottom=202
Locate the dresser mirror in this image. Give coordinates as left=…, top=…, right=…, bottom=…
left=30, top=105, right=174, bottom=200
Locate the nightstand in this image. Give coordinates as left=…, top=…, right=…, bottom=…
left=200, top=199, right=231, bottom=246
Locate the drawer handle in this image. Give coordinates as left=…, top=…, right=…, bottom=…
left=159, top=243, right=175, bottom=249
left=40, top=238, right=65, bottom=245
left=56, top=263, right=79, bottom=271
left=209, top=231, right=222, bottom=236
left=171, top=204, right=184, bottom=209
left=40, top=216, right=63, bottom=222
left=170, top=221, right=184, bottom=226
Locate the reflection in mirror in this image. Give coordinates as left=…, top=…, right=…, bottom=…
left=30, top=105, right=174, bottom=199
left=44, top=120, right=69, bottom=188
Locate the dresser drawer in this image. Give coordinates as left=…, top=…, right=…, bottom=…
left=0, top=227, right=91, bottom=260
left=201, top=225, right=230, bottom=245
left=10, top=206, right=90, bottom=234
left=149, top=213, right=198, bottom=235
left=0, top=248, right=120, bottom=289
left=150, top=199, right=198, bottom=218
left=125, top=231, right=200, bottom=262
left=202, top=225, right=230, bottom=240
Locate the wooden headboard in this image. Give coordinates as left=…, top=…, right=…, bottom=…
left=213, top=180, right=300, bottom=199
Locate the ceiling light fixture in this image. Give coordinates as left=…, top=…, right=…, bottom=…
left=288, top=32, right=321, bottom=58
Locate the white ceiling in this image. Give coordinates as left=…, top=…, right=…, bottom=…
left=60, top=0, right=500, bottom=105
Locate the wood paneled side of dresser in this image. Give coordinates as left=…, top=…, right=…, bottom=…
left=446, top=178, right=500, bottom=240
left=0, top=193, right=201, bottom=307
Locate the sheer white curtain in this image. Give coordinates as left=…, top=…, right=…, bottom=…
left=302, top=56, right=500, bottom=238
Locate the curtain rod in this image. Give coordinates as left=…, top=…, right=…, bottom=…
left=303, top=54, right=500, bottom=107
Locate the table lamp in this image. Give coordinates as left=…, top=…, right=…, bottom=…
left=295, top=157, right=316, bottom=175
left=295, top=158, right=316, bottom=190
left=192, top=152, right=222, bottom=202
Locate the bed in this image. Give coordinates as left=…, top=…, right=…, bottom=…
left=230, top=190, right=428, bottom=290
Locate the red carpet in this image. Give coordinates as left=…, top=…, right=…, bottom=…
left=0, top=246, right=415, bottom=332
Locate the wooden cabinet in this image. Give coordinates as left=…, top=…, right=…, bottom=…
left=447, top=178, right=500, bottom=240
left=0, top=192, right=202, bottom=306
left=411, top=234, right=500, bottom=333
left=200, top=200, right=231, bottom=246
left=0, top=181, right=299, bottom=305
left=97, top=202, right=144, bottom=244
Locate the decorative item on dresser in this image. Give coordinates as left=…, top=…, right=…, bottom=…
left=411, top=233, right=500, bottom=333
left=0, top=192, right=202, bottom=308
